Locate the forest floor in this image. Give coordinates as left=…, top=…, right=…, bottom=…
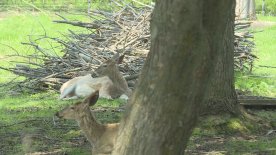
left=0, top=12, right=276, bottom=155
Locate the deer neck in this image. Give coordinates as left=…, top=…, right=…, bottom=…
left=77, top=108, right=105, bottom=145
left=106, top=69, right=127, bottom=90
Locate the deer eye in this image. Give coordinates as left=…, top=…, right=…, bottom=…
left=70, top=106, right=75, bottom=110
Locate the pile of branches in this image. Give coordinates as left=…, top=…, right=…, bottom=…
left=0, top=1, right=255, bottom=93
left=234, top=20, right=256, bottom=72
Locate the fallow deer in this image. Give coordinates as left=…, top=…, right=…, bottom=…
left=60, top=54, right=131, bottom=100
left=56, top=90, right=119, bottom=155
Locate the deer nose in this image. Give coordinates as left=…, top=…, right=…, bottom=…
left=55, top=112, right=61, bottom=118
left=92, top=72, right=98, bottom=77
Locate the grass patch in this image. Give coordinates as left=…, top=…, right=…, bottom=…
left=187, top=112, right=276, bottom=154
left=253, top=26, right=276, bottom=75
left=235, top=17, right=276, bottom=97
left=257, top=14, right=276, bottom=22
left=0, top=11, right=90, bottom=83
left=226, top=138, right=276, bottom=154
left=235, top=72, right=276, bottom=96
left=0, top=91, right=123, bottom=155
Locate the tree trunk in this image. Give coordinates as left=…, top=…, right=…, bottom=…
left=112, top=0, right=235, bottom=155
left=262, top=0, right=266, bottom=15
left=249, top=0, right=257, bottom=20
left=87, top=0, right=91, bottom=15
left=203, top=1, right=241, bottom=115
left=236, top=0, right=256, bottom=20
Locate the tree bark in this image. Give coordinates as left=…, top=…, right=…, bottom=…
left=112, top=0, right=235, bottom=155
left=249, top=0, right=257, bottom=20
left=203, top=0, right=241, bottom=115
left=236, top=0, right=256, bottom=20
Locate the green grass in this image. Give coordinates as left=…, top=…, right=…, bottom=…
left=0, top=11, right=123, bottom=154
left=235, top=16, right=276, bottom=97
left=0, top=11, right=89, bottom=55
left=226, top=137, right=276, bottom=154
left=186, top=111, right=276, bottom=154
left=257, top=14, right=276, bottom=22
left=0, top=91, right=123, bottom=155
left=0, top=11, right=90, bottom=83
left=254, top=26, right=276, bottom=74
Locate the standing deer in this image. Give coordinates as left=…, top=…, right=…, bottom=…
left=60, top=54, right=131, bottom=100
left=56, top=90, right=119, bottom=155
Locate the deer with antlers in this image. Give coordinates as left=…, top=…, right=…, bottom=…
left=56, top=90, right=119, bottom=155
left=59, top=54, right=131, bottom=100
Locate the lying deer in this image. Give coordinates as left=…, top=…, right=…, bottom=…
left=56, top=90, right=119, bottom=155
left=60, top=54, right=131, bottom=100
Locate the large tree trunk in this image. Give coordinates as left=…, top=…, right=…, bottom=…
left=203, top=1, right=241, bottom=115
left=112, top=0, right=235, bottom=155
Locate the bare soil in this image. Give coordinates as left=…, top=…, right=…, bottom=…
left=251, top=21, right=276, bottom=29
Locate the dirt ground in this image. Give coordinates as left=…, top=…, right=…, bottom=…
left=251, top=21, right=276, bottom=29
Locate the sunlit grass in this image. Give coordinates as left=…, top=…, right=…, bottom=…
left=235, top=17, right=276, bottom=97
left=257, top=14, right=276, bottom=22
left=253, top=26, right=276, bottom=75
left=0, top=11, right=90, bottom=83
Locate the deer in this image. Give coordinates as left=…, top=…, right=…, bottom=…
left=59, top=54, right=132, bottom=100
left=56, top=90, right=119, bottom=155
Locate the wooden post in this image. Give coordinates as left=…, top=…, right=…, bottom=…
left=262, top=0, right=266, bottom=15
left=88, top=0, right=91, bottom=15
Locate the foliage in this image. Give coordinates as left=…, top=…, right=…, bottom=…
left=256, top=0, right=276, bottom=15
left=235, top=72, right=275, bottom=96
left=257, top=14, right=276, bottom=21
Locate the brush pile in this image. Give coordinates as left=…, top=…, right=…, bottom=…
left=234, top=20, right=256, bottom=72
left=0, top=1, right=255, bottom=93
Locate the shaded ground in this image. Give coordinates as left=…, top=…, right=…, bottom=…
left=0, top=106, right=122, bottom=155
left=186, top=109, right=276, bottom=155
left=1, top=103, right=275, bottom=155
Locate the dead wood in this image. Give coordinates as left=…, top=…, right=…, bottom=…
left=0, top=1, right=255, bottom=93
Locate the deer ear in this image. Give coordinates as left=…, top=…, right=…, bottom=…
left=116, top=54, right=125, bottom=64
left=84, top=90, right=99, bottom=106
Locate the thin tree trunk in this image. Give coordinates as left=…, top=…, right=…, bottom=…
left=87, top=0, right=91, bottom=15
left=249, top=0, right=257, bottom=20
left=262, top=0, right=266, bottom=15
left=112, top=0, right=235, bottom=155
left=236, top=0, right=256, bottom=19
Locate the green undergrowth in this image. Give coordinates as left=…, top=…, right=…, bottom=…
left=235, top=22, right=276, bottom=97
left=235, top=72, right=276, bottom=96
left=187, top=112, right=276, bottom=154
left=257, top=14, right=276, bottom=22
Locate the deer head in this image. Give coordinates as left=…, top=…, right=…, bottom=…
left=94, top=54, right=125, bottom=77
left=56, top=90, right=99, bottom=120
